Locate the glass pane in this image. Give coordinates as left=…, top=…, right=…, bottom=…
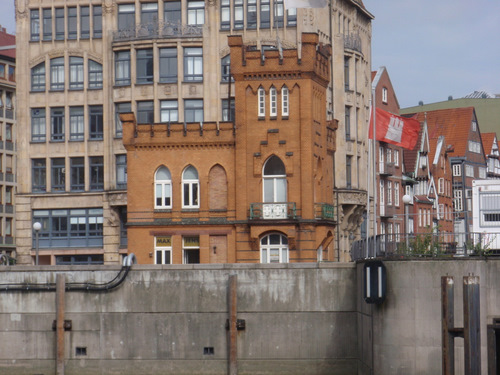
left=264, top=156, right=285, bottom=175
left=269, top=234, right=280, bottom=245
left=276, top=178, right=287, bottom=202
left=156, top=166, right=171, bottom=180
left=183, top=166, right=198, bottom=179
left=263, top=179, right=273, bottom=202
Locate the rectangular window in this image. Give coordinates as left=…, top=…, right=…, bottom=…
left=274, top=0, right=284, bottom=27
left=6, top=124, right=12, bottom=142
left=80, top=6, right=90, bottom=39
left=221, top=99, right=235, bottom=122
left=69, top=57, right=84, bottom=90
left=155, top=236, right=172, bottom=264
left=159, top=48, right=177, bottom=83
left=69, top=106, right=84, bottom=141
left=141, top=3, right=158, bottom=24
left=89, top=105, right=103, bottom=140
left=5, top=187, right=12, bottom=205
left=258, top=87, right=265, bottom=117
left=88, top=60, right=103, bottom=89
left=33, top=208, right=104, bottom=248
left=394, top=182, right=400, bottom=206
left=454, top=190, right=463, bottom=212
left=221, top=55, right=231, bottom=82
left=67, top=7, right=77, bottom=39
left=344, top=56, right=350, bottom=91
left=247, top=0, right=257, bottom=28
left=269, top=87, right=277, bottom=117
left=260, top=0, right=270, bottom=28
left=31, top=62, right=46, bottom=91
left=31, top=9, right=40, bottom=41
left=452, top=164, right=461, bottom=177
left=32, top=159, right=47, bottom=192
left=51, top=158, right=66, bottom=192
left=287, top=7, right=297, bottom=26
left=345, top=106, right=351, bottom=140
left=5, top=218, right=12, bottom=237
left=115, top=50, right=131, bottom=86
left=281, top=86, right=289, bottom=117
left=93, top=5, right=102, bottom=38
left=346, top=156, right=352, bottom=189
left=183, top=236, right=200, bottom=264
left=118, top=4, right=135, bottom=31
left=387, top=181, right=392, bottom=205
left=50, top=57, right=65, bottom=90
left=70, top=157, right=85, bottom=191
left=220, top=0, right=230, bottom=30
left=479, top=167, right=486, bottom=179
left=234, top=0, right=244, bottom=29
left=136, top=49, right=154, bottom=84
left=51, top=107, right=65, bottom=141
left=184, top=99, right=203, bottom=123
left=183, top=47, right=203, bottom=82
left=394, top=149, right=399, bottom=166
left=160, top=100, right=178, bottom=123
left=55, top=8, right=65, bottom=40
left=187, top=1, right=205, bottom=25
left=115, top=102, right=131, bottom=138
left=89, top=156, right=104, bottom=190
left=164, top=1, right=181, bottom=24
left=31, top=108, right=46, bottom=142
left=43, top=8, right=52, bottom=41
left=465, top=164, right=474, bottom=177
left=438, top=178, right=444, bottom=194
left=116, top=155, right=127, bottom=189
left=137, top=101, right=154, bottom=124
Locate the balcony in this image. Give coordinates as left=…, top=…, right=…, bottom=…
left=315, top=203, right=336, bottom=221
left=249, top=202, right=296, bottom=220
left=379, top=162, right=395, bottom=176
left=344, top=33, right=362, bottom=53
left=113, top=20, right=203, bottom=42
left=380, top=205, right=395, bottom=218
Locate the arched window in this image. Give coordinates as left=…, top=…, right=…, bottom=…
left=155, top=166, right=172, bottom=209
left=269, top=86, right=277, bottom=117
left=263, top=156, right=286, bottom=202
left=31, top=62, right=45, bottom=91
left=258, top=86, right=265, bottom=117
left=182, top=165, right=199, bottom=208
left=281, top=85, right=289, bottom=117
left=260, top=233, right=289, bottom=263
left=208, top=165, right=228, bottom=210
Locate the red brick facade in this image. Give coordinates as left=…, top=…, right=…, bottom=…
left=122, top=34, right=337, bottom=264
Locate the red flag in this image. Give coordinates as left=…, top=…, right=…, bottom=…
left=369, top=108, right=420, bottom=150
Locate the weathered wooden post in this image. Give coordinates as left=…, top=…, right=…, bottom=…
left=56, top=274, right=66, bottom=375
left=228, top=274, right=238, bottom=375
left=463, top=275, right=481, bottom=375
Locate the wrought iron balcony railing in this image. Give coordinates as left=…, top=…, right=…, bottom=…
left=344, top=33, right=362, bottom=53
left=249, top=202, right=296, bottom=220
left=314, top=203, right=336, bottom=220
left=113, top=21, right=203, bottom=42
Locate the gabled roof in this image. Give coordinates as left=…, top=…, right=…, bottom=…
left=481, top=132, right=498, bottom=156
left=408, top=107, right=476, bottom=158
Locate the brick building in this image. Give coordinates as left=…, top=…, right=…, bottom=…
left=123, top=33, right=337, bottom=264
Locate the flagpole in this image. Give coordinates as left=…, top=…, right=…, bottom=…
left=372, top=87, right=377, bottom=257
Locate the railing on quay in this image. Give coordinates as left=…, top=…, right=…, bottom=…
left=113, top=20, right=203, bottom=42
left=351, top=231, right=500, bottom=261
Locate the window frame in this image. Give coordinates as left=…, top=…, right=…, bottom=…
left=183, top=47, right=203, bottom=82
left=182, top=165, right=200, bottom=209
left=136, top=48, right=154, bottom=84
left=51, top=158, right=66, bottom=192
left=70, top=157, right=85, bottom=191
left=159, top=47, right=177, bottom=83
left=269, top=86, right=277, bottom=117
left=50, top=57, right=65, bottom=91
left=260, top=233, right=289, bottom=263
left=31, top=9, right=40, bottom=41
left=184, top=99, right=203, bottom=123
left=67, top=7, right=77, bottom=40
left=89, top=105, right=104, bottom=140
left=32, top=158, right=47, bottom=193
left=262, top=156, right=287, bottom=203
left=50, top=107, right=65, bottom=141
left=115, top=50, right=131, bottom=86
left=187, top=1, right=205, bottom=25
left=137, top=101, right=154, bottom=124
left=31, top=62, right=46, bottom=91
left=281, top=86, right=289, bottom=117
left=116, top=154, right=127, bottom=189
left=160, top=100, right=179, bottom=123
left=31, top=108, right=46, bottom=142
left=88, top=60, right=103, bottom=89
left=155, top=166, right=172, bottom=209
left=89, top=156, right=104, bottom=191
left=69, top=106, right=85, bottom=141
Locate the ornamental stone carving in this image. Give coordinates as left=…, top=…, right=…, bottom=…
left=16, top=0, right=28, bottom=19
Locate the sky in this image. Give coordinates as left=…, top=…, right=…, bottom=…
left=364, top=0, right=500, bottom=108
left=1, top=1, right=499, bottom=108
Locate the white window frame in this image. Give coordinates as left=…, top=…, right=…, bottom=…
left=382, top=87, right=388, bottom=104
left=452, top=164, right=461, bottom=177
left=258, top=87, right=265, bottom=117
left=454, top=190, right=463, bottom=212
left=387, top=181, right=392, bottom=205
left=260, top=233, right=289, bottom=263
left=465, top=164, right=474, bottom=177
left=394, top=182, right=400, bottom=206
left=281, top=85, right=289, bottom=117
left=269, top=86, right=277, bottom=117
left=438, top=178, right=444, bottom=194
left=154, top=166, right=172, bottom=209
left=394, top=149, right=399, bottom=166
left=182, top=165, right=200, bottom=209
left=183, top=236, right=200, bottom=264
left=155, top=236, right=172, bottom=264
left=263, top=156, right=287, bottom=203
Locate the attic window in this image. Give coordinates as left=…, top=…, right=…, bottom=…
left=472, top=121, right=477, bottom=131
left=382, top=87, right=388, bottom=104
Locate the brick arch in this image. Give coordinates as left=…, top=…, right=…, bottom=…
left=208, top=164, right=228, bottom=210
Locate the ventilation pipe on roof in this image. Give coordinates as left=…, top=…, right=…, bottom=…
left=448, top=96, right=453, bottom=101
left=418, top=101, right=424, bottom=106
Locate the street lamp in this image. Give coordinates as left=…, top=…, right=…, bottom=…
left=402, top=195, right=412, bottom=251
left=33, top=222, right=42, bottom=265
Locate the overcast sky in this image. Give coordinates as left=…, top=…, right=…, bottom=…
left=364, top=0, right=500, bottom=108
left=1, top=0, right=499, bottom=109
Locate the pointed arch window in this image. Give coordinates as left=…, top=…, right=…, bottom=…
left=269, top=86, right=277, bottom=117
left=182, top=165, right=199, bottom=208
left=155, top=166, right=172, bottom=209
left=281, top=85, right=289, bottom=117
left=260, top=233, right=289, bottom=263
left=263, top=156, right=287, bottom=203
left=258, top=86, right=265, bottom=117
